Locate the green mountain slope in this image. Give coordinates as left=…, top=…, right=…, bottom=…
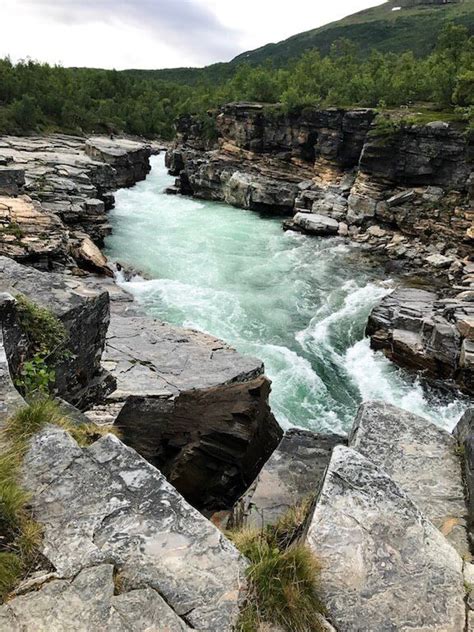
left=232, top=0, right=474, bottom=66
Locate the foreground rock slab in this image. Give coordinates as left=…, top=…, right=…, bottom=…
left=19, top=428, right=246, bottom=631
left=350, top=400, right=468, bottom=554
left=306, top=445, right=465, bottom=632
left=0, top=564, right=191, bottom=632
left=234, top=428, right=344, bottom=528
left=95, top=313, right=282, bottom=510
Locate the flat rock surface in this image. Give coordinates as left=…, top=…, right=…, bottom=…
left=104, top=313, right=264, bottom=399
left=0, top=564, right=191, bottom=632
left=306, top=445, right=465, bottom=632
left=349, top=401, right=468, bottom=554
left=20, top=428, right=247, bottom=631
left=235, top=429, right=344, bottom=528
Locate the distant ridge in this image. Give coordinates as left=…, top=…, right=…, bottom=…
left=123, top=0, right=474, bottom=85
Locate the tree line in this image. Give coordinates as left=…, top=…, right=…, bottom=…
left=0, top=24, right=472, bottom=139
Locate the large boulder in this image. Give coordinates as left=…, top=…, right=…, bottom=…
left=349, top=401, right=468, bottom=555
left=92, top=313, right=282, bottom=511
left=84, top=137, right=151, bottom=188
left=0, top=257, right=112, bottom=408
left=285, top=212, right=339, bottom=236
left=21, top=428, right=247, bottom=631
left=306, top=445, right=465, bottom=632
left=233, top=429, right=344, bottom=528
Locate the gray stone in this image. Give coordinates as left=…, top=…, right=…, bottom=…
left=291, top=212, right=339, bottom=235
left=306, top=445, right=465, bottom=632
left=0, top=564, right=191, bottom=631
left=386, top=189, right=416, bottom=207
left=234, top=429, right=344, bottom=528
left=22, top=428, right=247, bottom=631
left=349, top=401, right=468, bottom=554
left=425, top=253, right=453, bottom=268
left=0, top=295, right=24, bottom=424
left=97, top=313, right=282, bottom=510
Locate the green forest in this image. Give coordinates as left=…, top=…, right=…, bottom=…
left=0, top=24, right=472, bottom=139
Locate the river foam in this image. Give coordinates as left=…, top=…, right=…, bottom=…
left=106, top=155, right=467, bottom=433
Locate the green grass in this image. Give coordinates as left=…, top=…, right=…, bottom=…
left=228, top=498, right=324, bottom=632
left=0, top=399, right=120, bottom=601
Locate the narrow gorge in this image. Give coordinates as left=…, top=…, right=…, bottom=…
left=0, top=105, right=472, bottom=632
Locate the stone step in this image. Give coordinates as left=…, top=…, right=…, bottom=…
left=349, top=400, right=468, bottom=555
left=306, top=445, right=465, bottom=632
left=1, top=428, right=247, bottom=631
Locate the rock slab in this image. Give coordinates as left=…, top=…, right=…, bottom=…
left=100, top=313, right=282, bottom=510
left=234, top=429, right=344, bottom=528
left=18, top=428, right=247, bottom=631
left=306, top=445, right=465, bottom=632
left=349, top=400, right=468, bottom=554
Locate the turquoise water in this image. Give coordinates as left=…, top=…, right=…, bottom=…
left=105, top=155, right=466, bottom=433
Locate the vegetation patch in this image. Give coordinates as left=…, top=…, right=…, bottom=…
left=14, top=295, right=70, bottom=396
left=228, top=497, right=325, bottom=632
left=0, top=399, right=120, bottom=602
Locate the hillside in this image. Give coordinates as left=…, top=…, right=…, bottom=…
left=132, top=0, right=474, bottom=86
left=233, top=0, right=474, bottom=66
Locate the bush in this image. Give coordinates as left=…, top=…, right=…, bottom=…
left=228, top=498, right=324, bottom=632
left=14, top=295, right=70, bottom=396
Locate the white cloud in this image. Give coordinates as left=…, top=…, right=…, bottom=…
left=0, top=0, right=386, bottom=69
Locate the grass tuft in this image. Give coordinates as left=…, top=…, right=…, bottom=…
left=228, top=498, right=324, bottom=632
left=0, top=398, right=119, bottom=602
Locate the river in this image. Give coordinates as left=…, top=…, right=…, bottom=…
left=105, top=154, right=466, bottom=434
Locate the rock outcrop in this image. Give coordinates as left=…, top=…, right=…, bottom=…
left=0, top=134, right=152, bottom=270
left=454, top=408, right=474, bottom=541
left=0, top=564, right=192, bottom=632
left=367, top=286, right=474, bottom=395
left=0, top=428, right=247, bottom=631
left=232, top=429, right=344, bottom=528
left=87, top=312, right=282, bottom=511
left=0, top=257, right=112, bottom=408
left=306, top=445, right=465, bottom=632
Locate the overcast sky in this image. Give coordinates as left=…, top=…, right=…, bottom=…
left=1, top=0, right=386, bottom=70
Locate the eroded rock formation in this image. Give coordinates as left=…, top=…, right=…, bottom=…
left=367, top=286, right=474, bottom=395
left=0, top=134, right=152, bottom=270
left=90, top=313, right=282, bottom=511
left=167, top=103, right=472, bottom=280
left=0, top=428, right=247, bottom=631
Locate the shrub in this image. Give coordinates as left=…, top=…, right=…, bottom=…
left=228, top=498, right=324, bottom=632
left=14, top=295, right=70, bottom=396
